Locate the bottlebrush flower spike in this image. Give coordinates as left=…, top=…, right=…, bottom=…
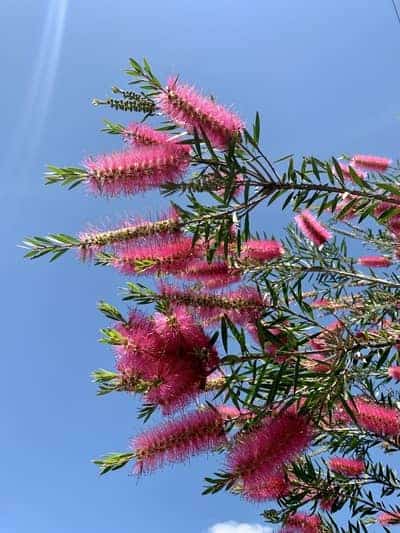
left=388, top=366, right=400, bottom=381
left=123, top=122, right=171, bottom=146
left=374, top=195, right=400, bottom=219
left=149, top=308, right=219, bottom=413
left=295, top=210, right=332, bottom=247
left=226, top=410, right=313, bottom=492
left=84, top=143, right=191, bottom=196
left=336, top=397, right=400, bottom=437
left=178, top=260, right=241, bottom=288
left=78, top=209, right=181, bottom=260
left=215, top=405, right=253, bottom=422
left=334, top=162, right=366, bottom=181
left=158, top=77, right=244, bottom=148
left=243, top=469, right=290, bottom=502
left=240, top=239, right=284, bottom=263
left=159, top=282, right=263, bottom=328
left=153, top=307, right=219, bottom=369
left=112, top=235, right=198, bottom=276
left=281, top=513, right=322, bottom=533
left=132, top=407, right=227, bottom=474
left=378, top=512, right=400, bottom=525
left=357, top=255, right=392, bottom=268
left=117, top=307, right=220, bottom=414
left=115, top=310, right=164, bottom=380
left=351, top=154, right=392, bottom=172
left=335, top=193, right=361, bottom=220
left=328, top=457, right=365, bottom=477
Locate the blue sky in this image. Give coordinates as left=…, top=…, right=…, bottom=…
left=1, top=1, right=400, bottom=532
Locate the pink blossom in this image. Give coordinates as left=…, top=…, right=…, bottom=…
left=158, top=78, right=244, bottom=148
left=374, top=195, right=400, bottom=218
left=351, top=154, right=392, bottom=172
left=311, top=298, right=331, bottom=308
left=115, top=310, right=164, bottom=379
left=85, top=143, right=191, bottom=196
left=281, top=513, right=322, bottom=533
left=388, top=366, right=400, bottom=381
left=123, top=122, right=171, bottom=146
left=215, top=405, right=253, bottom=422
left=115, top=308, right=220, bottom=414
left=334, top=162, right=366, bottom=181
left=328, top=457, right=365, bottom=477
left=335, top=194, right=360, bottom=220
left=389, top=215, right=400, bottom=237
left=159, top=282, right=263, bottom=328
left=243, top=469, right=290, bottom=502
left=241, top=239, right=284, bottom=263
left=357, top=255, right=392, bottom=268
left=378, top=512, right=400, bottom=525
left=295, top=210, right=332, bottom=247
left=132, top=408, right=227, bottom=473
left=226, top=410, right=313, bottom=491
left=78, top=208, right=181, bottom=260
left=178, top=260, right=242, bottom=288
left=112, top=235, right=198, bottom=276
left=335, top=397, right=400, bottom=437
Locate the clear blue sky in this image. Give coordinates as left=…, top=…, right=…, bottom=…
left=1, top=1, right=399, bottom=532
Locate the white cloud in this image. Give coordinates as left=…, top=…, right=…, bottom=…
left=207, top=521, right=273, bottom=533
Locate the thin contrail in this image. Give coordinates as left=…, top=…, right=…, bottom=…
left=2, top=0, right=68, bottom=188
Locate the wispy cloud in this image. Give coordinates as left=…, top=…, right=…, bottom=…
left=3, top=0, right=68, bottom=184
left=208, top=521, right=273, bottom=533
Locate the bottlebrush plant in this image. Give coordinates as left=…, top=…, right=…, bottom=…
left=24, top=57, right=400, bottom=532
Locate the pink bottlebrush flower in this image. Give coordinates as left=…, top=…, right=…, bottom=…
left=374, top=195, right=400, bottom=218
left=115, top=310, right=164, bottom=379
left=334, top=162, right=366, bottom=181
left=328, top=457, right=365, bottom=477
left=389, top=215, right=400, bottom=237
left=311, top=298, right=331, bottom=308
left=177, top=260, right=242, bottom=288
left=145, top=360, right=207, bottom=414
left=215, top=405, right=253, bottom=422
left=115, top=308, right=221, bottom=414
left=335, top=397, right=400, bottom=437
left=112, top=235, right=198, bottom=276
left=378, top=512, right=400, bottom=525
left=78, top=208, right=181, bottom=260
left=334, top=193, right=360, bottom=220
left=351, top=154, right=392, bottom=172
left=295, top=210, right=332, bottom=247
left=357, top=255, right=392, bottom=268
left=159, top=282, right=263, bottom=328
left=153, top=306, right=218, bottom=367
left=123, top=122, right=171, bottom=146
left=243, top=469, right=290, bottom=502
left=319, top=498, right=334, bottom=512
left=241, top=239, right=284, bottom=263
left=132, top=407, right=227, bottom=473
left=158, top=77, right=244, bottom=148
left=388, top=366, right=400, bottom=381
left=281, top=513, right=322, bottom=533
left=147, top=307, right=219, bottom=414
left=84, top=143, right=191, bottom=196
left=226, top=410, right=313, bottom=491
